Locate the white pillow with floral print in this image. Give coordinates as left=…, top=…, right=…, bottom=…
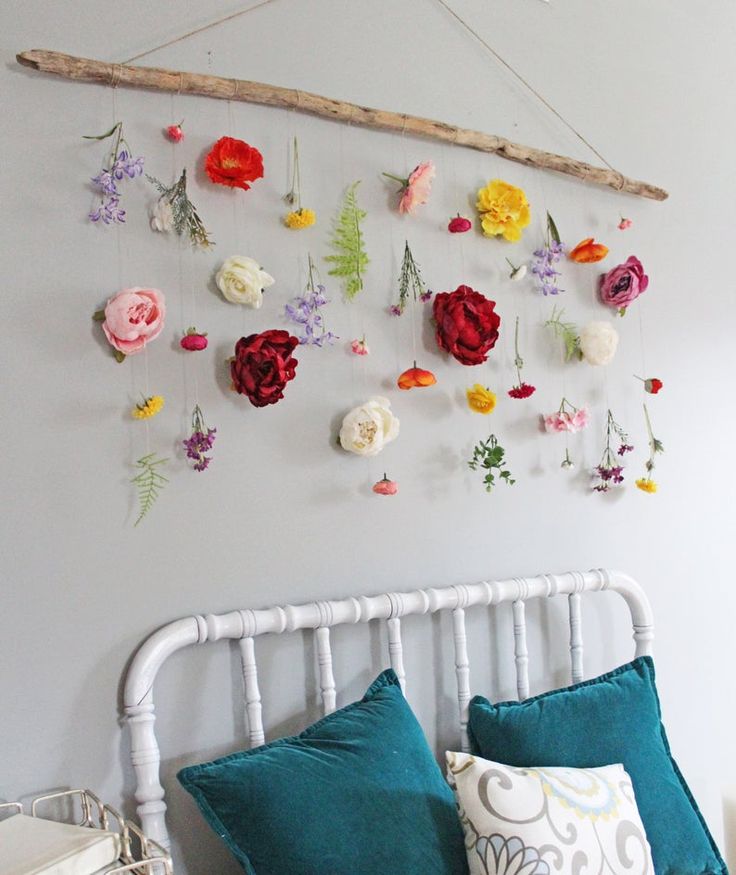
left=446, top=752, right=654, bottom=875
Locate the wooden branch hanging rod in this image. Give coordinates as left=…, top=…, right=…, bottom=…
left=17, top=49, right=668, bottom=202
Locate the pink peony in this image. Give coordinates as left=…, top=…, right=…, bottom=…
left=399, top=162, right=435, bottom=214
left=102, top=287, right=165, bottom=355
left=599, top=256, right=648, bottom=312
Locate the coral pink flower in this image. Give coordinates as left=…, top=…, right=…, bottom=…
left=351, top=337, right=370, bottom=356
left=383, top=162, right=436, bottom=215
left=373, top=475, right=398, bottom=496
left=102, top=288, right=165, bottom=356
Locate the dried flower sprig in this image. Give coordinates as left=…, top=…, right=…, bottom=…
left=148, top=169, right=213, bottom=248
left=468, top=435, right=515, bottom=493
left=637, top=403, right=664, bottom=493
left=283, top=137, right=316, bottom=229
left=131, top=453, right=168, bottom=526
left=508, top=317, right=536, bottom=399
left=85, top=121, right=144, bottom=225
left=285, top=254, right=337, bottom=347
left=593, top=409, right=633, bottom=492
left=545, top=306, right=581, bottom=362
left=531, top=212, right=565, bottom=295
left=392, top=241, right=429, bottom=315
left=183, top=405, right=216, bottom=472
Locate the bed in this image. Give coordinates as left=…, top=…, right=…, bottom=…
left=121, top=568, right=727, bottom=875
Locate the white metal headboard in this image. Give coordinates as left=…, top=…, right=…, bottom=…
left=123, top=568, right=654, bottom=850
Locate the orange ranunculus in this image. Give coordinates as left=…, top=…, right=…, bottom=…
left=569, top=237, right=609, bottom=263
left=397, top=365, right=437, bottom=390
left=205, top=137, right=264, bottom=191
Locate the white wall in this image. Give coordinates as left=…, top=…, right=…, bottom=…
left=2, top=1, right=735, bottom=872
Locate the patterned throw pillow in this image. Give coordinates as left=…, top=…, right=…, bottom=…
left=447, top=751, right=654, bottom=875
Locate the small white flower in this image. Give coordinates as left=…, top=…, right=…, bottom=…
left=150, top=198, right=174, bottom=232
left=339, top=396, right=400, bottom=457
left=579, top=321, right=619, bottom=366
left=216, top=255, right=275, bottom=308
left=510, top=264, right=527, bottom=281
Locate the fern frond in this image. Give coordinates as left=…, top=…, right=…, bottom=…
left=325, top=181, right=369, bottom=299
left=131, top=453, right=168, bottom=527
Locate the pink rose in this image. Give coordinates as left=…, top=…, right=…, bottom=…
left=599, top=256, right=648, bottom=312
left=399, top=161, right=435, bottom=214
left=102, top=287, right=166, bottom=355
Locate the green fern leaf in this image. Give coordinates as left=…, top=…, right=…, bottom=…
left=325, top=181, right=369, bottom=299
left=131, top=453, right=168, bottom=527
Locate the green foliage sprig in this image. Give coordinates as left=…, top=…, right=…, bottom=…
left=325, top=181, right=369, bottom=299
left=545, top=305, right=581, bottom=362
left=148, top=169, right=214, bottom=249
left=468, top=435, right=515, bottom=493
left=131, top=453, right=168, bottom=526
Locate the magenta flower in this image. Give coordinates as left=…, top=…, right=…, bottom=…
left=599, top=256, right=648, bottom=314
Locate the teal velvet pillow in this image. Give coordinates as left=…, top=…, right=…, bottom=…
left=468, top=656, right=727, bottom=875
left=178, top=669, right=468, bottom=875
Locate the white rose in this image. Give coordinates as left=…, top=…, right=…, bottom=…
left=150, top=198, right=174, bottom=232
left=579, top=321, right=619, bottom=366
left=339, top=396, right=400, bottom=457
left=216, top=256, right=275, bottom=308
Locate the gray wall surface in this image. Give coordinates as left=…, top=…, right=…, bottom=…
left=2, top=1, right=734, bottom=872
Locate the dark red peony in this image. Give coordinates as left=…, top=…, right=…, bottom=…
left=230, top=330, right=299, bottom=407
left=433, top=285, right=501, bottom=365
left=205, top=137, right=264, bottom=191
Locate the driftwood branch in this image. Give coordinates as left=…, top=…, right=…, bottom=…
left=17, top=49, right=668, bottom=201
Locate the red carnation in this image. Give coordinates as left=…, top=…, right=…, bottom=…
left=205, top=136, right=264, bottom=191
left=433, top=285, right=501, bottom=366
left=448, top=215, right=472, bottom=233
left=508, top=382, right=536, bottom=399
left=230, top=330, right=299, bottom=407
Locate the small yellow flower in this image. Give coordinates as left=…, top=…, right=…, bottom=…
left=132, top=395, right=164, bottom=420
left=284, top=207, right=316, bottom=230
left=476, top=179, right=531, bottom=242
left=466, top=384, right=497, bottom=414
left=635, top=477, right=657, bottom=493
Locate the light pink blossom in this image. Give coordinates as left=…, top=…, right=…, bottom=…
left=399, top=161, right=435, bottom=214
left=351, top=337, right=370, bottom=356
left=102, top=287, right=166, bottom=355
left=543, top=408, right=589, bottom=434
left=618, top=217, right=632, bottom=230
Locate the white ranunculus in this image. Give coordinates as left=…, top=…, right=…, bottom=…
left=579, top=321, right=619, bottom=366
left=216, top=255, right=275, bottom=308
left=150, top=198, right=174, bottom=232
left=339, top=396, right=400, bottom=457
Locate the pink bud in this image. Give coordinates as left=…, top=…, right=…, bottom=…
left=448, top=215, right=472, bottom=233
left=166, top=124, right=184, bottom=143
left=180, top=329, right=208, bottom=351
left=618, top=217, right=632, bottom=230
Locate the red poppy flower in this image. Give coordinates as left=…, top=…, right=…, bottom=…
left=205, top=137, right=264, bottom=191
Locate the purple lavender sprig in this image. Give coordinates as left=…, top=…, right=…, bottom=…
left=531, top=212, right=565, bottom=296
left=85, top=123, right=144, bottom=225
left=183, top=405, right=216, bottom=472
left=284, top=254, right=338, bottom=347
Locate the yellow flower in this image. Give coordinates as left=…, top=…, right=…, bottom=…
left=476, top=179, right=531, bottom=242
left=132, top=395, right=164, bottom=420
left=466, top=384, right=497, bottom=414
left=284, top=207, right=316, bottom=230
left=635, top=478, right=657, bottom=493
